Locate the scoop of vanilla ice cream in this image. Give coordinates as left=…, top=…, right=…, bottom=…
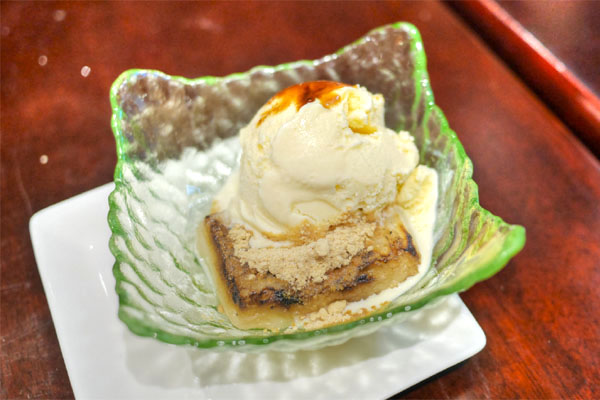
left=214, top=82, right=419, bottom=235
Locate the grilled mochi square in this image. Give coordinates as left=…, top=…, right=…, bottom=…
left=198, top=211, right=420, bottom=331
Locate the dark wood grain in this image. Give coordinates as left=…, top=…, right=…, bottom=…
left=1, top=1, right=599, bottom=399
left=449, top=0, right=600, bottom=157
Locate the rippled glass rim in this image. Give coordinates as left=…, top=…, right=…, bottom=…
left=109, top=22, right=526, bottom=349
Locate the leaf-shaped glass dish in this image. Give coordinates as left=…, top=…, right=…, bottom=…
left=108, top=22, right=525, bottom=352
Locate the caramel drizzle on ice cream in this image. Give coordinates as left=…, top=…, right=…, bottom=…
left=257, top=81, right=351, bottom=126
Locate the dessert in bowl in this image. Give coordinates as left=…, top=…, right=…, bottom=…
left=199, top=81, right=438, bottom=331
left=108, top=22, right=525, bottom=351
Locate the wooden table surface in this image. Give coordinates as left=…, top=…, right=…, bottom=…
left=1, top=1, right=599, bottom=398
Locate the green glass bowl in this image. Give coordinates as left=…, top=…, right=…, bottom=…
left=108, top=22, right=525, bottom=352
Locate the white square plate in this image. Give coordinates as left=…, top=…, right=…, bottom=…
left=30, top=183, right=486, bottom=400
